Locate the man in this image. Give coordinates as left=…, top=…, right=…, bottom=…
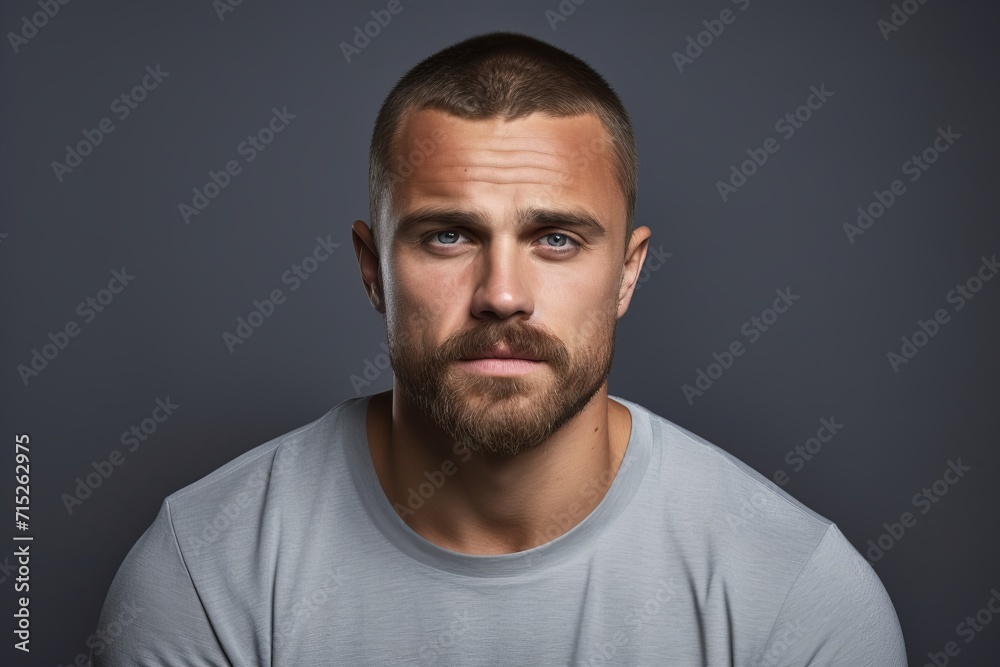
left=94, top=32, right=907, bottom=665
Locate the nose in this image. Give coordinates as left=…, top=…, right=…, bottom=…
left=470, top=236, right=534, bottom=320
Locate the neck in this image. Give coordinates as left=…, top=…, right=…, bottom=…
left=365, top=384, right=632, bottom=555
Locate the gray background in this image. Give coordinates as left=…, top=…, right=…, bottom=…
left=2, top=0, right=998, bottom=664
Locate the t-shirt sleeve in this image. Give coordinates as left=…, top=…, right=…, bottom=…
left=759, top=524, right=907, bottom=667
left=91, top=499, right=231, bottom=666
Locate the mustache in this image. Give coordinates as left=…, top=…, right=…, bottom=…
left=440, top=320, right=565, bottom=363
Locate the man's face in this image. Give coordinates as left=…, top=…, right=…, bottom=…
left=379, top=108, right=636, bottom=458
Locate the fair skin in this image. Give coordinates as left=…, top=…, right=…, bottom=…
left=352, top=108, right=651, bottom=555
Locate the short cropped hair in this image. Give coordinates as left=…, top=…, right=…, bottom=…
left=368, top=32, right=638, bottom=255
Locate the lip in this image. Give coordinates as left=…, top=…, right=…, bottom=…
left=455, top=358, right=545, bottom=376
left=458, top=346, right=544, bottom=362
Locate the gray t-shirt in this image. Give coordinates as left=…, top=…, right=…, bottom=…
left=93, top=394, right=906, bottom=666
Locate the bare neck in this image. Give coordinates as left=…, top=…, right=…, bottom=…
left=365, top=385, right=632, bottom=555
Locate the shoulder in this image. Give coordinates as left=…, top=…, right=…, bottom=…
left=168, top=399, right=349, bottom=503
left=93, top=396, right=368, bottom=663
left=623, top=398, right=834, bottom=549
left=618, top=398, right=905, bottom=664
left=100, top=394, right=365, bottom=587
left=165, top=397, right=364, bottom=540
left=111, top=395, right=358, bottom=570
left=761, top=522, right=907, bottom=665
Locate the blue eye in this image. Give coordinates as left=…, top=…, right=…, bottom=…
left=434, top=230, right=461, bottom=245
left=424, top=230, right=580, bottom=252
left=543, top=233, right=571, bottom=247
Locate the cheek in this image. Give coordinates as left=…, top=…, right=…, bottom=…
left=559, top=285, right=618, bottom=351
left=387, top=261, right=465, bottom=349
left=391, top=244, right=451, bottom=301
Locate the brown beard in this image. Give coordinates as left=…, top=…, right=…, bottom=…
left=387, top=309, right=618, bottom=458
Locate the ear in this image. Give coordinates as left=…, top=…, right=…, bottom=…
left=352, top=220, right=385, bottom=315
left=617, top=226, right=652, bottom=318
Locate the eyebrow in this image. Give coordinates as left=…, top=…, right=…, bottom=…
left=396, top=205, right=608, bottom=238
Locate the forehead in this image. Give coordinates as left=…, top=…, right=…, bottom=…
left=388, top=108, right=624, bottom=236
